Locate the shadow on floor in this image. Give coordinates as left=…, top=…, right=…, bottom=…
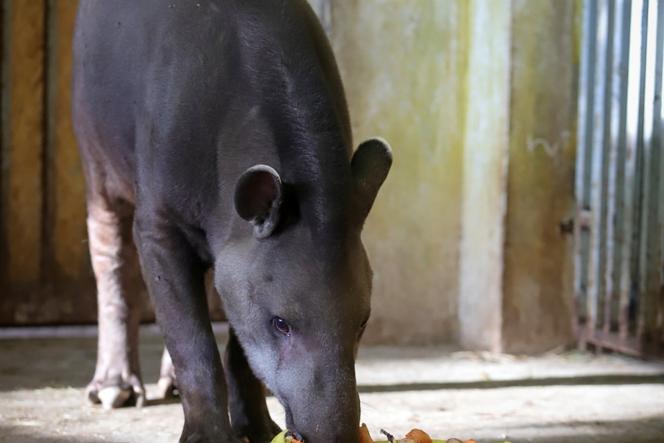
left=357, top=373, right=664, bottom=393
left=0, top=426, right=114, bottom=443
left=0, top=336, right=165, bottom=392
left=3, top=333, right=664, bottom=395
left=501, top=415, right=664, bottom=443
left=3, top=334, right=664, bottom=396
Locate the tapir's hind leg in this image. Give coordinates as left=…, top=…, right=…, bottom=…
left=157, top=347, right=177, bottom=399
left=224, top=329, right=281, bottom=442
left=86, top=199, right=145, bottom=409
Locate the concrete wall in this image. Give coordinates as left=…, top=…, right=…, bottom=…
left=313, top=0, right=579, bottom=351
left=457, top=0, right=511, bottom=352
left=321, top=1, right=472, bottom=344
left=501, top=0, right=578, bottom=353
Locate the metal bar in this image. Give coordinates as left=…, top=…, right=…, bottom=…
left=600, top=0, right=616, bottom=332
left=575, top=0, right=598, bottom=337
left=604, top=0, right=624, bottom=333
left=587, top=0, right=611, bottom=336
left=658, top=1, right=664, bottom=347
left=652, top=0, right=664, bottom=347
left=637, top=0, right=661, bottom=341
left=578, top=327, right=664, bottom=357
left=576, top=0, right=598, bottom=213
left=605, top=0, right=632, bottom=333
left=620, top=0, right=644, bottom=339
left=629, top=0, right=650, bottom=339
left=652, top=0, right=663, bottom=347
left=577, top=209, right=594, bottom=228
left=639, top=0, right=664, bottom=344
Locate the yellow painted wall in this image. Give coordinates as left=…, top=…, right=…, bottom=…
left=319, top=0, right=579, bottom=349
left=324, top=1, right=470, bottom=344
left=458, top=0, right=511, bottom=351
left=502, top=0, right=578, bottom=353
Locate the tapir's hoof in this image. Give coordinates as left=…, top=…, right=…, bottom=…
left=86, top=376, right=145, bottom=409
left=156, top=375, right=179, bottom=399
left=98, top=386, right=132, bottom=409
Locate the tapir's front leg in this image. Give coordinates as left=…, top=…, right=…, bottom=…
left=224, top=328, right=281, bottom=442
left=133, top=215, right=237, bottom=443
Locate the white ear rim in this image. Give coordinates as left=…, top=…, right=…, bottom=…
left=234, top=164, right=283, bottom=239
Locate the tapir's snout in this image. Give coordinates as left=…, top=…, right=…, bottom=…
left=290, top=390, right=360, bottom=443
left=284, top=354, right=361, bottom=443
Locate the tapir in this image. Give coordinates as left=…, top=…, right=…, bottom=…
left=73, top=1, right=391, bottom=442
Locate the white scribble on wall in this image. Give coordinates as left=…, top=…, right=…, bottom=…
left=527, top=130, right=571, bottom=164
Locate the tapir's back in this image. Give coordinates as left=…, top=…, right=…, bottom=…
left=73, top=0, right=243, bottom=202
left=73, top=0, right=351, bottom=212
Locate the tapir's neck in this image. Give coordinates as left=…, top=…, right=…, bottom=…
left=206, top=0, right=356, bottom=250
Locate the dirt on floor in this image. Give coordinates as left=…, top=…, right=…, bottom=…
left=1, top=325, right=664, bottom=443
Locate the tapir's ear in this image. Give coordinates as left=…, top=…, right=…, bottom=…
left=234, top=165, right=283, bottom=238
left=351, top=138, right=392, bottom=222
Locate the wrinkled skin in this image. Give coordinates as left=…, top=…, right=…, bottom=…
left=73, top=1, right=391, bottom=442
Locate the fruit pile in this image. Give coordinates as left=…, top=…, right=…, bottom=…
left=271, top=425, right=511, bottom=443
left=359, top=425, right=478, bottom=443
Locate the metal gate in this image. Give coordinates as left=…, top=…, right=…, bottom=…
left=575, top=0, right=664, bottom=357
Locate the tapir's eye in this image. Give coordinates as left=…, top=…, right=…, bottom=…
left=272, top=316, right=291, bottom=336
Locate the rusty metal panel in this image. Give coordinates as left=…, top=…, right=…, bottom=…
left=636, top=0, right=663, bottom=342
left=620, top=0, right=646, bottom=340
left=604, top=0, right=631, bottom=333
left=574, top=0, right=597, bottom=331
left=587, top=0, right=612, bottom=336
left=659, top=11, right=664, bottom=346
left=576, top=0, right=664, bottom=356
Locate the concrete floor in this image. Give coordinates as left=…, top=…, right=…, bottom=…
left=1, top=325, right=664, bottom=442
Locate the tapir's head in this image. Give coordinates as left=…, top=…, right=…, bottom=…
left=215, top=138, right=391, bottom=442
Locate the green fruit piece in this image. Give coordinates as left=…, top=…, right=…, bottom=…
left=271, top=431, right=288, bottom=443
left=373, top=441, right=447, bottom=443
left=271, top=431, right=304, bottom=443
